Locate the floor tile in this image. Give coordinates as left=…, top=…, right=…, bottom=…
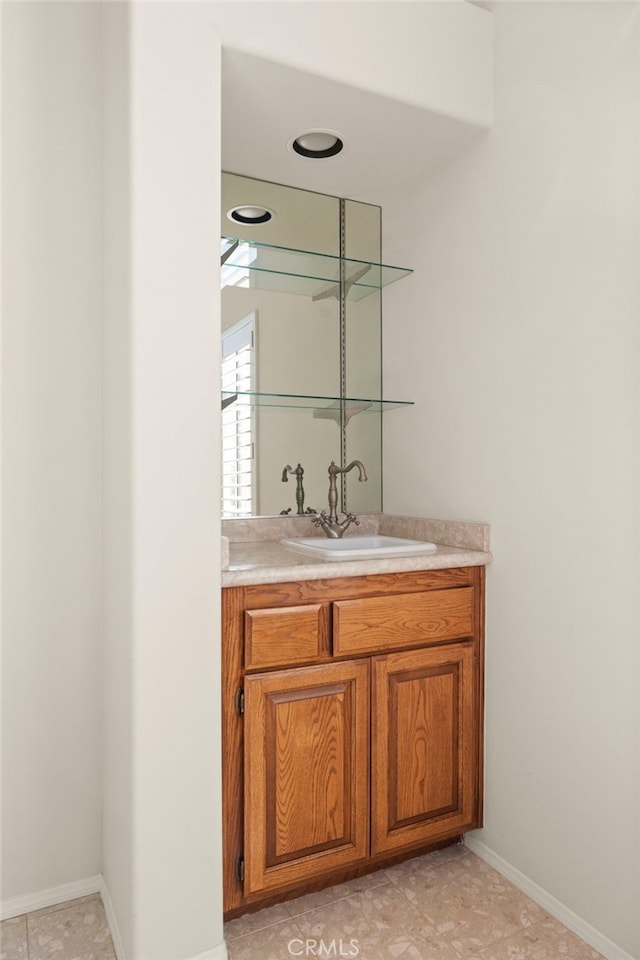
left=293, top=881, right=460, bottom=960
left=0, top=916, right=28, bottom=960
left=26, top=895, right=101, bottom=923
left=225, top=902, right=293, bottom=941
left=466, top=917, right=604, bottom=959
left=226, top=916, right=304, bottom=960
left=382, top=844, right=466, bottom=882
left=386, top=849, right=548, bottom=956
left=219, top=846, right=605, bottom=960
left=7, top=851, right=601, bottom=960
left=284, top=867, right=390, bottom=918
left=27, top=897, right=116, bottom=960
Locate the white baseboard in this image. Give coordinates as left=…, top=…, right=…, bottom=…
left=0, top=874, right=102, bottom=921
left=464, top=835, right=637, bottom=960
left=99, top=877, right=127, bottom=960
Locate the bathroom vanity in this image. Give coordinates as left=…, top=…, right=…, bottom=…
left=221, top=517, right=490, bottom=919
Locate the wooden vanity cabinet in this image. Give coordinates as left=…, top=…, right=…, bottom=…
left=222, top=566, right=485, bottom=918
left=244, top=659, right=369, bottom=895
left=371, top=641, right=476, bottom=855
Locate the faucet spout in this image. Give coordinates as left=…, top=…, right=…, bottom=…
left=312, top=460, right=368, bottom=538
left=329, top=459, right=368, bottom=483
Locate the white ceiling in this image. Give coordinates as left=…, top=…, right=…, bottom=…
left=222, top=49, right=487, bottom=205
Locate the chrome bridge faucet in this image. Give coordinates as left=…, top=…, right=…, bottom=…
left=312, top=460, right=367, bottom=538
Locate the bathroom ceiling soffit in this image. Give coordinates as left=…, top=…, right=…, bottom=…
left=222, top=50, right=487, bottom=204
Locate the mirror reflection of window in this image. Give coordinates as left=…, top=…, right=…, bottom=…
left=221, top=312, right=256, bottom=516
left=220, top=238, right=257, bottom=289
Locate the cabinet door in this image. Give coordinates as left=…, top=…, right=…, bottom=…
left=244, top=660, right=369, bottom=895
left=372, top=643, right=477, bottom=856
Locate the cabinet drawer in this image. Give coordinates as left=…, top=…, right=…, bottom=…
left=245, top=604, right=330, bottom=669
left=333, top=587, right=474, bottom=655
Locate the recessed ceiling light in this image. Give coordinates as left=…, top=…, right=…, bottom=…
left=226, top=204, right=275, bottom=225
left=289, top=130, right=344, bottom=159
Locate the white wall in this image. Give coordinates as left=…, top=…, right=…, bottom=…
left=101, top=3, right=134, bottom=955
left=102, top=4, right=224, bottom=958
left=382, top=4, right=640, bottom=957
left=210, top=0, right=493, bottom=128
left=1, top=2, right=102, bottom=902
left=2, top=4, right=225, bottom=956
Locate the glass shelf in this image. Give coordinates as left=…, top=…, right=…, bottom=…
left=221, top=390, right=414, bottom=423
left=220, top=237, right=412, bottom=302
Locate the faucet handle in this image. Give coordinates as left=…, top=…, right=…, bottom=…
left=345, top=512, right=360, bottom=526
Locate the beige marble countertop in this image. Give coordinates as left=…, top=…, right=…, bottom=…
left=222, top=514, right=492, bottom=587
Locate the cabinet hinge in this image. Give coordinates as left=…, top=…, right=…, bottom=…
left=235, top=687, right=244, bottom=716
left=236, top=854, right=244, bottom=884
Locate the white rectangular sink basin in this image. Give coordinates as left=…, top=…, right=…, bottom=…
left=281, top=534, right=437, bottom=561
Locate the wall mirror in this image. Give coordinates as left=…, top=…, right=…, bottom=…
left=221, top=172, right=410, bottom=519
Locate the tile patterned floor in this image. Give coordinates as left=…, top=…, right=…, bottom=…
left=0, top=849, right=605, bottom=960
left=224, top=846, right=605, bottom=960
left=0, top=895, right=116, bottom=960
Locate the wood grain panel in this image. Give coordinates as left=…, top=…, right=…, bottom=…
left=394, top=667, right=456, bottom=823
left=245, top=603, right=329, bottom=670
left=244, top=660, right=369, bottom=895
left=222, top=587, right=246, bottom=913
left=333, top=587, right=473, bottom=655
left=474, top=566, right=486, bottom=828
left=267, top=683, right=348, bottom=861
left=372, top=643, right=476, bottom=855
left=244, top=568, right=473, bottom=610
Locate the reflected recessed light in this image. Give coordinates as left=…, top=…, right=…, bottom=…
left=226, top=205, right=275, bottom=225
left=289, top=130, right=344, bottom=159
